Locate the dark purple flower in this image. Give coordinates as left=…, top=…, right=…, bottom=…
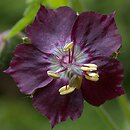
left=5, top=5, right=124, bottom=127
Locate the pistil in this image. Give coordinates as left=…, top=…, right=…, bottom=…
left=48, top=42, right=99, bottom=96
left=69, top=75, right=82, bottom=89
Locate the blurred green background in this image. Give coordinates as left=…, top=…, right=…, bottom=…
left=0, top=0, right=130, bottom=130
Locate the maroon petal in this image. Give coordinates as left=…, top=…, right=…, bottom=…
left=26, top=5, right=77, bottom=53
left=4, top=44, right=52, bottom=95
left=81, top=57, right=124, bottom=106
left=72, top=12, right=122, bottom=57
left=33, top=79, right=83, bottom=128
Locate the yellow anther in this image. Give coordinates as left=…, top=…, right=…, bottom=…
left=63, top=41, right=73, bottom=52
left=81, top=66, right=97, bottom=71
left=83, top=64, right=97, bottom=68
left=87, top=72, right=99, bottom=78
left=85, top=72, right=99, bottom=82
left=47, top=71, right=60, bottom=79
left=59, top=85, right=76, bottom=95
left=81, top=64, right=97, bottom=71
left=85, top=75, right=99, bottom=81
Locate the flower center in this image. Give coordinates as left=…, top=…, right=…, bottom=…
left=47, top=42, right=99, bottom=95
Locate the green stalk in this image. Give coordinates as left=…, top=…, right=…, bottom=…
left=4, top=3, right=40, bottom=40
left=97, top=106, right=121, bottom=130
left=118, top=95, right=130, bottom=124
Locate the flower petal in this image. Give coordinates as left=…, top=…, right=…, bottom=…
left=26, top=5, right=77, bottom=53
left=72, top=12, right=122, bottom=57
left=81, top=57, right=124, bottom=106
left=4, top=44, right=52, bottom=95
left=32, top=79, right=83, bottom=128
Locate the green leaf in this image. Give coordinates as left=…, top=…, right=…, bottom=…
left=5, top=3, right=40, bottom=40
left=69, top=0, right=85, bottom=12
left=47, top=0, right=68, bottom=8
